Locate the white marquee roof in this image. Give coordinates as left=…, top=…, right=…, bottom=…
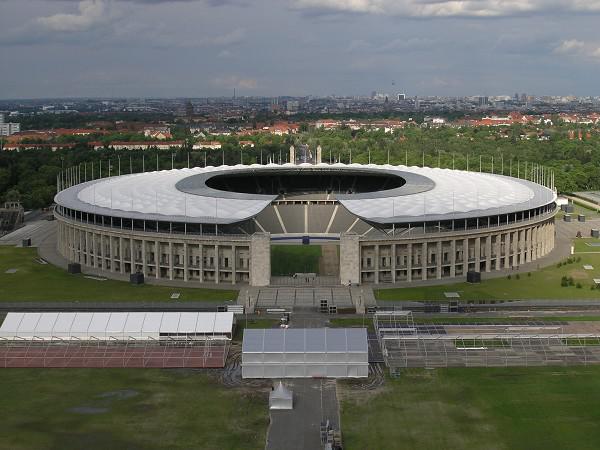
left=0, top=312, right=234, bottom=341
left=55, top=163, right=556, bottom=224
left=242, top=328, right=368, bottom=354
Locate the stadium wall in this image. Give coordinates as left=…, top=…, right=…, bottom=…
left=352, top=213, right=555, bottom=284
left=56, top=214, right=270, bottom=286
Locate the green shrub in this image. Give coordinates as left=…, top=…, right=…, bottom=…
left=576, top=282, right=582, bottom=289
left=507, top=274, right=512, bottom=280
left=516, top=274, right=520, bottom=280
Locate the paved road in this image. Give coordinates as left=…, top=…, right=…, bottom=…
left=265, top=311, right=341, bottom=450
left=266, top=378, right=339, bottom=450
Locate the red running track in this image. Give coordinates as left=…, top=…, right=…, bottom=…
left=0, top=345, right=227, bottom=368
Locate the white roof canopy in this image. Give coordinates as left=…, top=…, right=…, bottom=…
left=0, top=312, right=234, bottom=341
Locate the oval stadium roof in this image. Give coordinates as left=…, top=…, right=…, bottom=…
left=54, top=163, right=557, bottom=225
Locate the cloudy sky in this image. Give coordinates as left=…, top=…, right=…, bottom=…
left=1, top=0, right=599, bottom=98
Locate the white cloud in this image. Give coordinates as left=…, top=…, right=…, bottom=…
left=37, top=0, right=109, bottom=32
left=554, top=39, right=600, bottom=61
left=554, top=39, right=585, bottom=54
left=293, top=0, right=600, bottom=18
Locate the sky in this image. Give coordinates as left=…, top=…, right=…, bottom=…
left=1, top=0, right=599, bottom=99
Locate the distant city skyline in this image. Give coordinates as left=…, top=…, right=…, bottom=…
left=1, top=0, right=600, bottom=99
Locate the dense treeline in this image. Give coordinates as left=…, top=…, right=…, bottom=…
left=1, top=123, right=599, bottom=209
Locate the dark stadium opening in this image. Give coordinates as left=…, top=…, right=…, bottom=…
left=205, top=171, right=406, bottom=196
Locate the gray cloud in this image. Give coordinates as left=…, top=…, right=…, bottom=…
left=293, top=0, right=600, bottom=17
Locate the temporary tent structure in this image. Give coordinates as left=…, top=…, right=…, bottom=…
left=269, top=381, right=293, bottom=410
left=242, top=328, right=368, bottom=378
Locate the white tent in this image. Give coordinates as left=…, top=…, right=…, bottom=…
left=269, top=381, right=293, bottom=410
left=242, top=328, right=368, bottom=379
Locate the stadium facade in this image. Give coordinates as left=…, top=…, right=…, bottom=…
left=54, top=163, right=557, bottom=286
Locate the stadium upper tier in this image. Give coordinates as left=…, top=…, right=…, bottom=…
left=55, top=163, right=556, bottom=225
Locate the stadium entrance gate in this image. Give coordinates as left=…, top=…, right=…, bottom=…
left=270, top=275, right=340, bottom=287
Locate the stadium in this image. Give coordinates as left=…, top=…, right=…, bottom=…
left=54, top=160, right=557, bottom=287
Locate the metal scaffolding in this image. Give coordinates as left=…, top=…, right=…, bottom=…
left=373, top=312, right=600, bottom=369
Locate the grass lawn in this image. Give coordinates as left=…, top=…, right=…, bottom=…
left=340, top=366, right=600, bottom=450
left=573, top=238, right=600, bottom=254
left=271, top=244, right=321, bottom=276
left=0, top=369, right=268, bottom=450
left=0, top=247, right=237, bottom=302
left=375, top=253, right=600, bottom=301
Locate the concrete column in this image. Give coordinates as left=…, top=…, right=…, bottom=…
left=493, top=233, right=501, bottom=271
left=103, top=235, right=109, bottom=271
left=475, top=237, right=481, bottom=272
left=78, top=228, right=83, bottom=263
left=119, top=237, right=125, bottom=274
left=155, top=240, right=160, bottom=279
left=142, top=239, right=147, bottom=277
left=250, top=233, right=271, bottom=286
left=84, top=231, right=89, bottom=266
left=421, top=242, right=427, bottom=280
left=450, top=240, right=456, bottom=277
left=168, top=242, right=174, bottom=280
left=504, top=233, right=511, bottom=269
left=214, top=244, right=219, bottom=284
left=231, top=244, right=236, bottom=285
left=463, top=239, right=469, bottom=272
left=436, top=241, right=442, bottom=279
left=199, top=243, right=204, bottom=283
left=391, top=244, right=396, bottom=283
left=406, top=243, right=412, bottom=282
left=374, top=244, right=380, bottom=284
left=130, top=237, right=134, bottom=274
left=512, top=231, right=519, bottom=268
left=485, top=235, right=492, bottom=272
left=183, top=242, right=188, bottom=282
left=91, top=232, right=95, bottom=268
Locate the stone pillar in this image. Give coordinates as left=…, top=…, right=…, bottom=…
left=231, top=244, right=236, bottom=285
left=155, top=240, right=160, bottom=279
left=512, top=231, right=519, bottom=268
left=422, top=242, right=428, bottom=280
left=250, top=233, right=271, bottom=287
left=391, top=244, right=396, bottom=283
left=130, top=237, right=134, bottom=274
left=199, top=243, right=204, bottom=283
left=504, top=233, right=511, bottom=269
left=168, top=242, right=174, bottom=280
left=493, top=233, right=501, bottom=271
left=84, top=231, right=89, bottom=266
left=183, top=242, right=189, bottom=282
left=374, top=245, right=380, bottom=284
left=436, top=241, right=442, bottom=279
left=485, top=235, right=492, bottom=272
left=450, top=240, right=456, bottom=277
left=475, top=237, right=481, bottom=272
left=463, top=239, right=469, bottom=271
left=119, top=237, right=125, bottom=274
left=406, top=243, right=412, bottom=282
left=214, top=244, right=219, bottom=284
left=142, top=239, right=147, bottom=277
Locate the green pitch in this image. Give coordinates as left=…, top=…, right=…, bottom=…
left=270, top=244, right=321, bottom=276
left=0, top=247, right=237, bottom=302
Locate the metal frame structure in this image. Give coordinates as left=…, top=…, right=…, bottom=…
left=373, top=311, right=600, bottom=369
left=0, top=312, right=233, bottom=368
